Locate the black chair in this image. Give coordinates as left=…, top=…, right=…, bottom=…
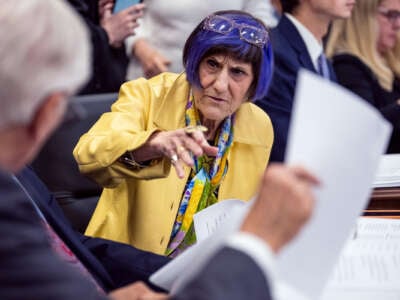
left=32, top=93, right=118, bottom=233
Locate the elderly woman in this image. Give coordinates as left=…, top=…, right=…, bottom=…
left=73, top=10, right=274, bottom=256
left=326, top=0, right=400, bottom=153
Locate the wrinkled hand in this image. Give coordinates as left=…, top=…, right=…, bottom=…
left=109, top=282, right=168, bottom=300
left=100, top=3, right=145, bottom=48
left=241, top=164, right=320, bottom=253
left=133, top=128, right=218, bottom=179
left=133, top=39, right=171, bottom=78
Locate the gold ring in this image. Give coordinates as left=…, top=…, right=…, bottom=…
left=177, top=146, right=186, bottom=154
left=184, top=125, right=208, bottom=135
left=171, top=154, right=178, bottom=164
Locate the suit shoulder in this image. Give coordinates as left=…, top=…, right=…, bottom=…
left=270, top=28, right=292, bottom=53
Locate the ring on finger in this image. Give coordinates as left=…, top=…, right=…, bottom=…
left=184, top=125, right=208, bottom=135
left=171, top=154, right=178, bottom=164
left=177, top=146, right=186, bottom=155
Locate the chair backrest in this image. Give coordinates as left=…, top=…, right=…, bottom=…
left=32, top=93, right=118, bottom=232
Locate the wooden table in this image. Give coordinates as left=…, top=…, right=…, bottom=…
left=364, top=187, right=400, bottom=218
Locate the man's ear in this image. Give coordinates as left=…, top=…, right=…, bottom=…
left=28, top=92, right=67, bottom=142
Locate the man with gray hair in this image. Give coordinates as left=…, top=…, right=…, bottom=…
left=0, top=0, right=166, bottom=299
left=0, top=1, right=318, bottom=299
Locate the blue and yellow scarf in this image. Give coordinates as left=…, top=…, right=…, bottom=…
left=165, top=94, right=234, bottom=257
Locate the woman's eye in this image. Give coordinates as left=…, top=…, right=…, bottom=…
left=206, top=59, right=219, bottom=69
left=231, top=68, right=246, bottom=77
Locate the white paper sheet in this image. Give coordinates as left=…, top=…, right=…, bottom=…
left=150, top=203, right=249, bottom=292
left=150, top=70, right=392, bottom=299
left=277, top=70, right=392, bottom=299
left=193, top=199, right=246, bottom=242
left=355, top=217, right=400, bottom=240
left=321, top=217, right=400, bottom=299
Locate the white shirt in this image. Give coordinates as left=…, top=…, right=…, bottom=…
left=125, top=0, right=278, bottom=79
left=285, top=13, right=323, bottom=71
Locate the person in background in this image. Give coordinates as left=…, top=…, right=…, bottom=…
left=125, top=0, right=278, bottom=79
left=74, top=10, right=274, bottom=256
left=255, top=0, right=355, bottom=162
left=68, top=0, right=145, bottom=94
left=326, top=0, right=400, bottom=153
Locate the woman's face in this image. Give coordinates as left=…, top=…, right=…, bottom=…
left=192, top=54, right=254, bottom=123
left=377, top=0, right=400, bottom=53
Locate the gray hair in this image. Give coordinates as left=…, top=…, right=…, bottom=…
left=0, top=0, right=91, bottom=128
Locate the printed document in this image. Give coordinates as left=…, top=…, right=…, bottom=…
left=321, top=217, right=400, bottom=299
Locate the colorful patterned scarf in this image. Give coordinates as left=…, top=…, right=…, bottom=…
left=165, top=94, right=234, bottom=257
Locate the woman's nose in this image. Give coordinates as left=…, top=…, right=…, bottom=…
left=213, top=69, right=229, bottom=92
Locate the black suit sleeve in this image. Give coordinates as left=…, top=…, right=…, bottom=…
left=0, top=172, right=108, bottom=300
left=173, top=247, right=273, bottom=300
left=80, top=234, right=170, bottom=290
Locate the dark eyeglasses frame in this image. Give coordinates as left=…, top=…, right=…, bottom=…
left=378, top=6, right=400, bottom=24
left=203, top=15, right=269, bottom=48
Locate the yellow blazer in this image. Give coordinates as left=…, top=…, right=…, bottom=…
left=73, top=72, right=274, bottom=255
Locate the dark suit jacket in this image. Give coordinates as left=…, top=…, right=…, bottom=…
left=67, top=0, right=129, bottom=94
left=16, top=166, right=169, bottom=292
left=255, top=15, right=336, bottom=162
left=173, top=247, right=273, bottom=300
left=1, top=167, right=273, bottom=299
left=0, top=169, right=107, bottom=300
left=332, top=53, right=400, bottom=153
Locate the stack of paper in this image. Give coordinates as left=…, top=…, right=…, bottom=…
left=373, top=154, right=400, bottom=188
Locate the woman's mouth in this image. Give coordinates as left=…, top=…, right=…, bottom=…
left=208, top=95, right=226, bottom=102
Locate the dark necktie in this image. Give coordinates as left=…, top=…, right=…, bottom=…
left=317, top=53, right=330, bottom=80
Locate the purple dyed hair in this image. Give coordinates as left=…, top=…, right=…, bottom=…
left=183, top=10, right=274, bottom=101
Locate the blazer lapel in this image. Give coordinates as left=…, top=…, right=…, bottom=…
left=277, top=15, right=317, bottom=73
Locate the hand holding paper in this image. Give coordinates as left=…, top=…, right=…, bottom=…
left=241, top=164, right=319, bottom=252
